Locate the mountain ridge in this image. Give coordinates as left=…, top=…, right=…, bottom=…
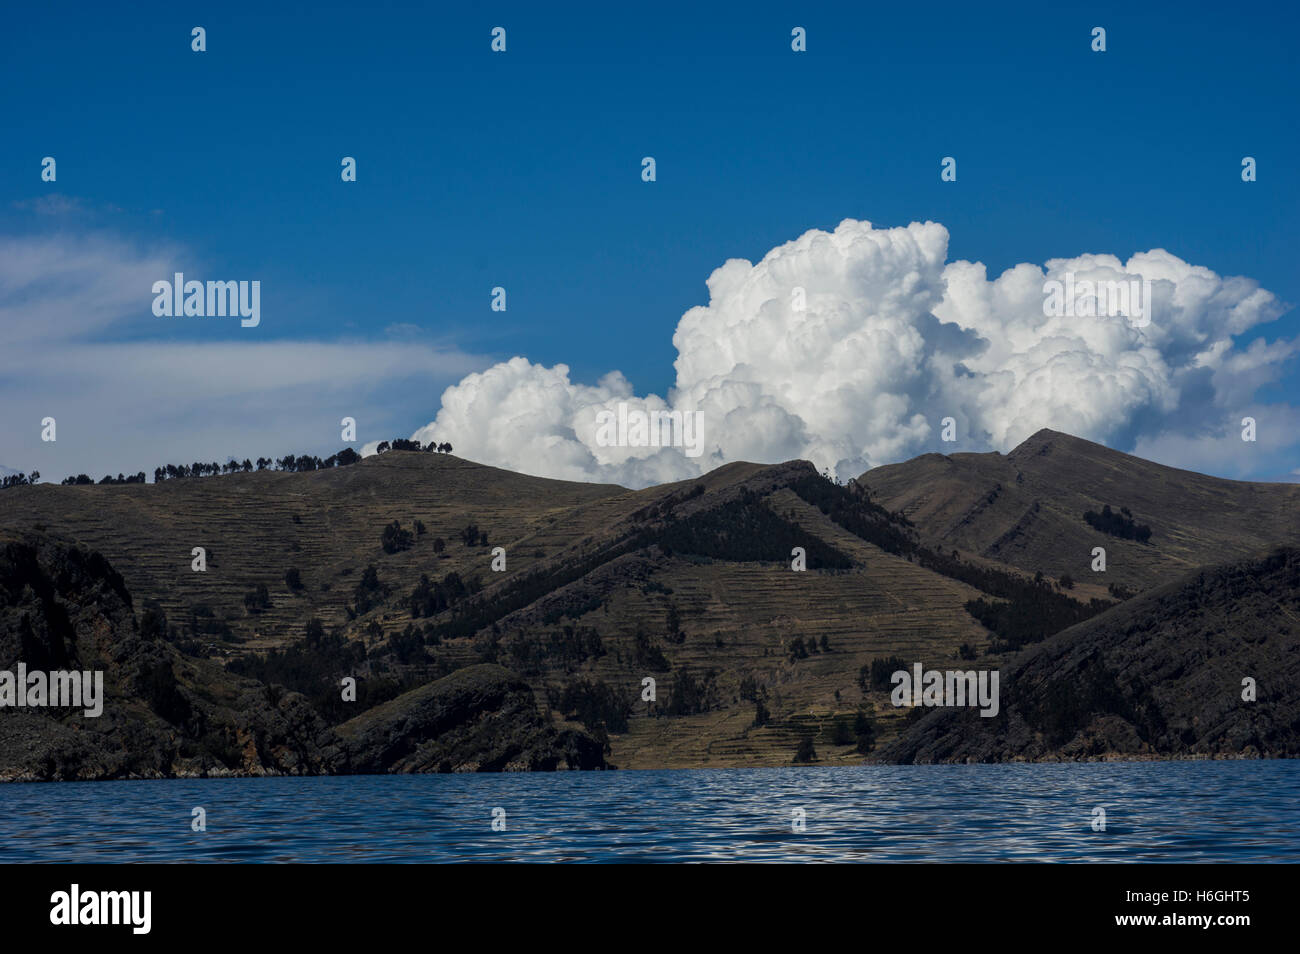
left=876, top=545, right=1300, bottom=763
left=2, top=431, right=1296, bottom=775
left=860, top=428, right=1300, bottom=593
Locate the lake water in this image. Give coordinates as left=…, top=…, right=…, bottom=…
left=2, top=762, right=1296, bottom=862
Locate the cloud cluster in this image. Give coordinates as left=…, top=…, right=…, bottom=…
left=409, top=219, right=1295, bottom=486
left=4, top=218, right=1292, bottom=486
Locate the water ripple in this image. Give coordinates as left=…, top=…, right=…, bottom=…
left=0, top=762, right=1296, bottom=862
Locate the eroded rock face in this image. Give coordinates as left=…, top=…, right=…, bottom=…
left=877, top=548, right=1300, bottom=764
left=0, top=533, right=344, bottom=780
left=0, top=534, right=604, bottom=781
left=337, top=664, right=606, bottom=773
left=0, top=534, right=175, bottom=780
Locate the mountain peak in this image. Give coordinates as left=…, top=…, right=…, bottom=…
left=1007, top=428, right=1103, bottom=462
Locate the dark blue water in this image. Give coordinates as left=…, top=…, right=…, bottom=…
left=2, top=762, right=1296, bottom=862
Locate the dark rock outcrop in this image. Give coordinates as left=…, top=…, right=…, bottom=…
left=877, top=547, right=1300, bottom=762
left=337, top=664, right=605, bottom=772
left=0, top=532, right=349, bottom=780
left=0, top=533, right=602, bottom=780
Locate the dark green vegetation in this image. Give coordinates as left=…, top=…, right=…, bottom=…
left=1, top=429, right=1297, bottom=776
left=0, top=531, right=599, bottom=780
left=1083, top=505, right=1153, bottom=543
left=792, top=472, right=1114, bottom=649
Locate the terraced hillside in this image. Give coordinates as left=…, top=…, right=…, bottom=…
left=484, top=478, right=997, bottom=766
left=0, top=448, right=1037, bottom=770
left=878, top=547, right=1300, bottom=762
left=0, top=529, right=605, bottom=781
left=3, top=433, right=1295, bottom=775
left=860, top=429, right=1300, bottom=594
left=0, top=453, right=627, bottom=651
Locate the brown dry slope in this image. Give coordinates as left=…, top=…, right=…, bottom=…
left=3, top=433, right=1296, bottom=775
left=0, top=451, right=1008, bottom=770
left=860, top=429, right=1300, bottom=594
left=0, top=526, right=607, bottom=781
left=878, top=547, right=1300, bottom=763
left=0, top=452, right=627, bottom=651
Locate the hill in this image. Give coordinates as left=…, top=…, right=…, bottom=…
left=2, top=434, right=1297, bottom=775
left=0, top=451, right=626, bottom=653
left=859, top=429, right=1300, bottom=594
left=0, top=450, right=1017, bottom=771
left=0, top=530, right=605, bottom=780
left=876, top=547, right=1300, bottom=762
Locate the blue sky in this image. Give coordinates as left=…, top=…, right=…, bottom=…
left=1, top=1, right=1297, bottom=484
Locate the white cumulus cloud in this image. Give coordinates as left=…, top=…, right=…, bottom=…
left=400, top=218, right=1293, bottom=487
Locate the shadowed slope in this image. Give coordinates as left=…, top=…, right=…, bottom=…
left=877, top=548, right=1300, bottom=763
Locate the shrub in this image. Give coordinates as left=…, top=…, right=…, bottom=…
left=351, top=564, right=388, bottom=615
left=242, top=583, right=271, bottom=614
left=139, top=600, right=170, bottom=641
left=830, top=717, right=856, bottom=745
left=1083, top=504, right=1152, bottom=543
left=663, top=669, right=720, bottom=717
left=408, top=571, right=479, bottom=618
left=854, top=710, right=876, bottom=754
left=381, top=521, right=414, bottom=554
left=550, top=678, right=631, bottom=734
left=866, top=656, right=907, bottom=692
left=632, top=624, right=671, bottom=671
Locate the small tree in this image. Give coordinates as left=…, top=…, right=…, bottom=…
left=854, top=710, right=876, bottom=754
left=243, top=583, right=271, bottom=614
left=381, top=521, right=413, bottom=554
left=830, top=717, right=855, bottom=746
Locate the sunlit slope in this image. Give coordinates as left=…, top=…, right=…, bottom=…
left=861, top=429, right=1300, bottom=593
left=0, top=452, right=627, bottom=649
